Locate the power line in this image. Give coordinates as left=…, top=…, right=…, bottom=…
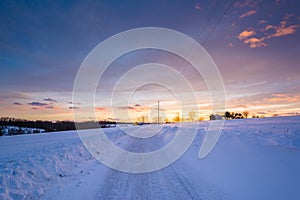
left=202, top=0, right=234, bottom=44
left=196, top=0, right=223, bottom=41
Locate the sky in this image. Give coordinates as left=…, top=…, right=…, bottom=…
left=1, top=0, right=300, bottom=122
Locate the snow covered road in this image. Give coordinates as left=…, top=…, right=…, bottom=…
left=42, top=124, right=228, bottom=200
left=1, top=116, right=300, bottom=200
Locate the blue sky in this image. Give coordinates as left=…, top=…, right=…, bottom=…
left=1, top=0, right=300, bottom=121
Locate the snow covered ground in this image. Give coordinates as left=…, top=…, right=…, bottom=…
left=1, top=116, right=300, bottom=200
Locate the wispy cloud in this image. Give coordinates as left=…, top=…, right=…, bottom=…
left=194, top=2, right=201, bottom=10
left=0, top=92, right=30, bottom=100
left=95, top=107, right=108, bottom=111
left=268, top=24, right=299, bottom=38
left=227, top=43, right=234, bottom=47
left=118, top=106, right=135, bottom=110
left=13, top=102, right=22, bottom=105
left=69, top=106, right=80, bottom=109
left=68, top=101, right=81, bottom=105
left=28, top=102, right=48, bottom=106
left=263, top=93, right=300, bottom=103
left=239, top=10, right=256, bottom=19
left=235, top=0, right=258, bottom=8
left=45, top=105, right=59, bottom=109
left=243, top=37, right=266, bottom=48
left=43, top=98, right=57, bottom=102
left=117, top=105, right=149, bottom=112
left=259, top=20, right=267, bottom=24
left=238, top=30, right=256, bottom=40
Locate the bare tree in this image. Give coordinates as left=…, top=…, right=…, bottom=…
left=199, top=116, right=205, bottom=121
left=188, top=111, right=196, bottom=122
left=137, top=115, right=146, bottom=123
left=242, top=111, right=249, bottom=118
left=173, top=112, right=181, bottom=122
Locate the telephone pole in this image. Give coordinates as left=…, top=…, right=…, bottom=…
left=158, top=100, right=160, bottom=124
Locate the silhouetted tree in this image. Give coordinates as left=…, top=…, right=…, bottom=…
left=234, top=113, right=244, bottom=119
left=209, top=114, right=216, bottom=120
left=188, top=111, right=196, bottom=122
left=225, top=111, right=231, bottom=119
left=243, top=111, right=249, bottom=118
left=173, top=113, right=181, bottom=122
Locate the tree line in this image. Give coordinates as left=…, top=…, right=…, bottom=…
left=210, top=111, right=260, bottom=120
left=0, top=117, right=111, bottom=136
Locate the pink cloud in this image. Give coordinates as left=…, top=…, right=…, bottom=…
left=243, top=37, right=266, bottom=48
left=227, top=43, right=234, bottom=47
left=272, top=24, right=299, bottom=37
left=239, top=10, right=256, bottom=19
left=237, top=14, right=299, bottom=48
left=263, top=94, right=300, bottom=103
left=95, top=107, right=108, bottom=111
left=235, top=0, right=258, bottom=8
left=194, top=2, right=201, bottom=10
left=238, top=30, right=256, bottom=40
left=258, top=20, right=268, bottom=25
left=262, top=16, right=299, bottom=39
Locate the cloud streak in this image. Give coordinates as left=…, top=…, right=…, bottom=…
left=235, top=0, right=258, bottom=8
left=69, top=106, right=80, bottom=109
left=239, top=10, right=256, bottom=19
left=243, top=37, right=266, bottom=48
left=95, top=107, right=108, bottom=111
left=238, top=30, right=256, bottom=40
left=28, top=102, right=48, bottom=106
left=43, top=98, right=57, bottom=102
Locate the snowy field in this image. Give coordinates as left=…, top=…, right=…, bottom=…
left=1, top=116, right=300, bottom=200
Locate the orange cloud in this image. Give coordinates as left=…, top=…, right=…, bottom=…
left=243, top=37, right=266, bottom=48
left=238, top=30, right=256, bottom=40
left=95, top=107, right=108, bottom=111
left=272, top=24, right=299, bottom=37
left=239, top=10, right=256, bottom=19
left=238, top=14, right=299, bottom=48
left=237, top=29, right=267, bottom=48
left=262, top=25, right=274, bottom=31
left=263, top=94, right=300, bottom=103
left=262, top=15, right=299, bottom=39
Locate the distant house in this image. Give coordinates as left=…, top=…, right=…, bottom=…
left=99, top=121, right=117, bottom=128
left=2, top=127, right=9, bottom=135
left=0, top=126, right=45, bottom=136
left=209, top=114, right=223, bottom=120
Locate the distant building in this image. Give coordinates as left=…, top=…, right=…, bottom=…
left=99, top=121, right=117, bottom=128
left=0, top=126, right=45, bottom=136
left=209, top=114, right=223, bottom=120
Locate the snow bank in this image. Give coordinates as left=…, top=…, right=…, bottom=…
left=0, top=131, right=93, bottom=199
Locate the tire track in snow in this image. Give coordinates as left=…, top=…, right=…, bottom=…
left=96, top=126, right=202, bottom=200
left=97, top=164, right=202, bottom=200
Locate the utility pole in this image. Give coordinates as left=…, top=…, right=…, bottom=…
left=158, top=100, right=160, bottom=124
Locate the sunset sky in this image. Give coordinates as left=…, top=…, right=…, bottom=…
left=1, top=0, right=300, bottom=122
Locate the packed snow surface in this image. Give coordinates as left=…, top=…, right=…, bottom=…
left=1, top=116, right=300, bottom=200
